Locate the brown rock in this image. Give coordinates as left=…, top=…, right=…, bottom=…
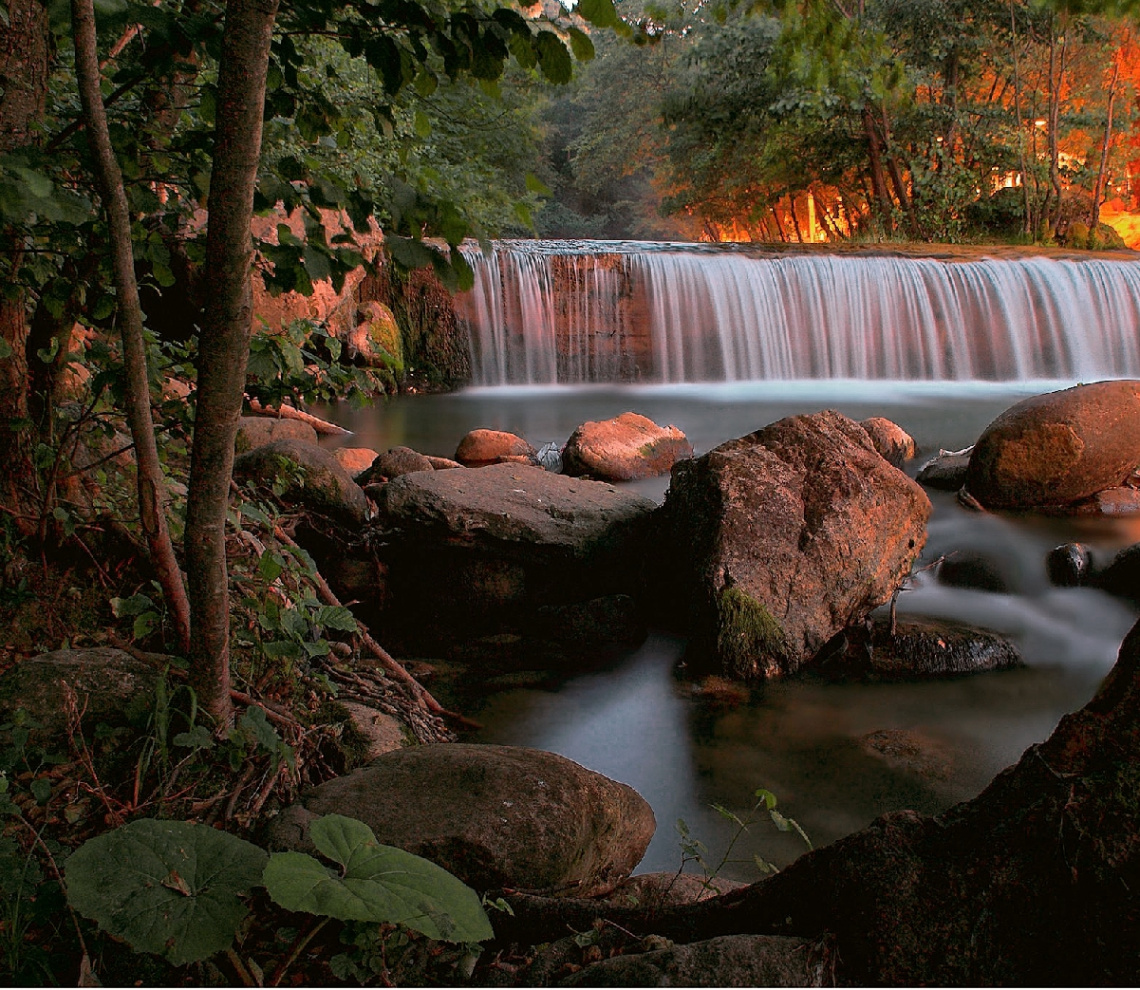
left=425, top=455, right=463, bottom=470
left=563, top=412, right=693, bottom=482
left=346, top=300, right=401, bottom=369
left=859, top=417, right=916, bottom=467
left=455, top=428, right=537, bottom=468
left=235, top=415, right=318, bottom=454
left=232, top=438, right=368, bottom=527
left=667, top=410, right=931, bottom=679
left=965, top=380, right=1140, bottom=509
left=1062, top=487, right=1140, bottom=516
left=361, top=445, right=434, bottom=482
left=331, top=446, right=379, bottom=478
left=860, top=728, right=952, bottom=780
left=266, top=743, right=655, bottom=894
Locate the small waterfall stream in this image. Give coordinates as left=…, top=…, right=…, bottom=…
left=456, top=240, right=1140, bottom=385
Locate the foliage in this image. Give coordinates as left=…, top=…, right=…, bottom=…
left=63, top=814, right=491, bottom=969
left=676, top=785, right=813, bottom=883
left=264, top=814, right=494, bottom=942
left=65, top=819, right=269, bottom=966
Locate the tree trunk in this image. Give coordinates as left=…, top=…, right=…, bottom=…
left=185, top=0, right=280, bottom=726
left=71, top=0, right=192, bottom=651
left=861, top=106, right=893, bottom=232
left=0, top=0, right=50, bottom=528
left=1009, top=0, right=1033, bottom=238
left=1091, top=58, right=1120, bottom=231
left=495, top=619, right=1140, bottom=984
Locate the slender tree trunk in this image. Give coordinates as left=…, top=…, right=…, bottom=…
left=862, top=106, right=893, bottom=233
left=71, top=0, right=192, bottom=651
left=788, top=195, right=805, bottom=244
left=1009, top=0, right=1033, bottom=238
left=1091, top=58, right=1120, bottom=231
left=0, top=0, right=50, bottom=527
left=185, top=0, right=280, bottom=726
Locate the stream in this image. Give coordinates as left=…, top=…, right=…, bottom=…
left=321, top=379, right=1140, bottom=880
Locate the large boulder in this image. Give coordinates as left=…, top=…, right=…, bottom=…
left=331, top=446, right=379, bottom=479
left=232, top=438, right=368, bottom=527
left=368, top=463, right=655, bottom=653
left=563, top=412, right=693, bottom=482
left=360, top=445, right=435, bottom=483
left=0, top=648, right=162, bottom=740
left=266, top=743, right=655, bottom=894
left=666, top=410, right=930, bottom=679
left=964, top=381, right=1140, bottom=509
left=455, top=429, right=537, bottom=468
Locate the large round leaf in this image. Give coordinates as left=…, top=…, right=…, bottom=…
left=264, top=814, right=493, bottom=943
left=66, top=819, right=268, bottom=965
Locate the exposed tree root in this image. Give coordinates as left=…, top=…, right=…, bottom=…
left=489, top=618, right=1140, bottom=985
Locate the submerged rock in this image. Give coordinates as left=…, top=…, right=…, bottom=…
left=666, top=410, right=930, bottom=680
left=828, top=616, right=1023, bottom=680
left=1046, top=542, right=1093, bottom=587
left=916, top=446, right=972, bottom=491
left=563, top=411, right=693, bottom=482
left=267, top=743, right=655, bottom=894
left=965, top=380, right=1140, bottom=509
left=1092, top=543, right=1140, bottom=604
left=936, top=550, right=1017, bottom=593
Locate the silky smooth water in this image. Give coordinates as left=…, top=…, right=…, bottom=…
left=457, top=241, right=1140, bottom=385
left=325, top=380, right=1140, bottom=879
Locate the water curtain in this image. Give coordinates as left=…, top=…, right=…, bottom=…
left=456, top=241, right=1140, bottom=385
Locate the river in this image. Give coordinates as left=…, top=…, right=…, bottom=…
left=323, top=378, right=1140, bottom=879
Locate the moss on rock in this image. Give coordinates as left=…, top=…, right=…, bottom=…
left=715, top=586, right=789, bottom=679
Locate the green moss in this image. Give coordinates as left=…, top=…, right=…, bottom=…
left=715, top=586, right=788, bottom=679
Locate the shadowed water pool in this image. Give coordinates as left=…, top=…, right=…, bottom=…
left=321, top=380, right=1140, bottom=880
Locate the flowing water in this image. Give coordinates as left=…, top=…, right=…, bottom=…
left=323, top=243, right=1140, bottom=880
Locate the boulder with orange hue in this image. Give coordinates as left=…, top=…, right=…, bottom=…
left=455, top=429, right=537, bottom=468
left=563, top=412, right=693, bottom=482
left=965, top=381, right=1140, bottom=509
left=666, top=410, right=930, bottom=680
left=859, top=416, right=916, bottom=467
left=332, top=447, right=380, bottom=478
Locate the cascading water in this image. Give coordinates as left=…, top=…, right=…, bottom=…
left=456, top=240, right=1140, bottom=385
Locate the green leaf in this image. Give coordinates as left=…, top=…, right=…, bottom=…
left=567, top=27, right=595, bottom=62
left=258, top=551, right=283, bottom=583
left=525, top=172, right=552, bottom=197
left=263, top=815, right=493, bottom=943
left=413, top=110, right=432, bottom=139
left=65, top=819, right=268, bottom=965
left=577, top=0, right=621, bottom=28
left=534, top=31, right=572, bottom=85
left=172, top=725, right=214, bottom=752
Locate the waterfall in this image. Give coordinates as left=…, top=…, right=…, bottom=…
left=455, top=240, right=1140, bottom=385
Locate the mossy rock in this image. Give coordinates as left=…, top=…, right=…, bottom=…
left=1089, top=222, right=1128, bottom=250
left=1066, top=221, right=1091, bottom=248
left=364, top=302, right=404, bottom=373
left=0, top=648, right=163, bottom=742
left=715, top=586, right=790, bottom=680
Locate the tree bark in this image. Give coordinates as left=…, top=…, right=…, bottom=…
left=861, top=106, right=893, bottom=232
left=185, top=0, right=280, bottom=726
left=71, top=0, right=191, bottom=651
left=495, top=618, right=1140, bottom=984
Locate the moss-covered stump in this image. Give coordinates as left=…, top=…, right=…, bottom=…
left=666, top=410, right=930, bottom=680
